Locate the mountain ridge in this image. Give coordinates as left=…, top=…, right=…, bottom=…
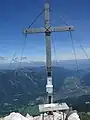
left=0, top=59, right=90, bottom=69
left=0, top=66, right=90, bottom=105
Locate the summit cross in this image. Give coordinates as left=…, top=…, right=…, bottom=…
left=23, top=0, right=74, bottom=104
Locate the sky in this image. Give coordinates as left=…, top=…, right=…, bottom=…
left=0, top=0, right=90, bottom=63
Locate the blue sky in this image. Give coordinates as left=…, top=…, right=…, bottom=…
left=0, top=0, right=90, bottom=63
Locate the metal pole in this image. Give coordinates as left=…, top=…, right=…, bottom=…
left=45, top=0, right=53, bottom=104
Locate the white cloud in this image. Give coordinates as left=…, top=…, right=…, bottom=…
left=55, top=48, right=90, bottom=60
left=0, top=47, right=90, bottom=63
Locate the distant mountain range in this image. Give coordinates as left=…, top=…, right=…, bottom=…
left=0, top=66, right=90, bottom=106
left=0, top=59, right=90, bottom=69
left=0, top=66, right=90, bottom=115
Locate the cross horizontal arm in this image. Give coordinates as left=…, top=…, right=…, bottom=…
left=24, top=28, right=45, bottom=34
left=51, top=26, right=74, bottom=32
left=23, top=26, right=74, bottom=34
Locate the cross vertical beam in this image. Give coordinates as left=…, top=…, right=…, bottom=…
left=23, top=0, right=74, bottom=105
left=44, top=0, right=53, bottom=104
